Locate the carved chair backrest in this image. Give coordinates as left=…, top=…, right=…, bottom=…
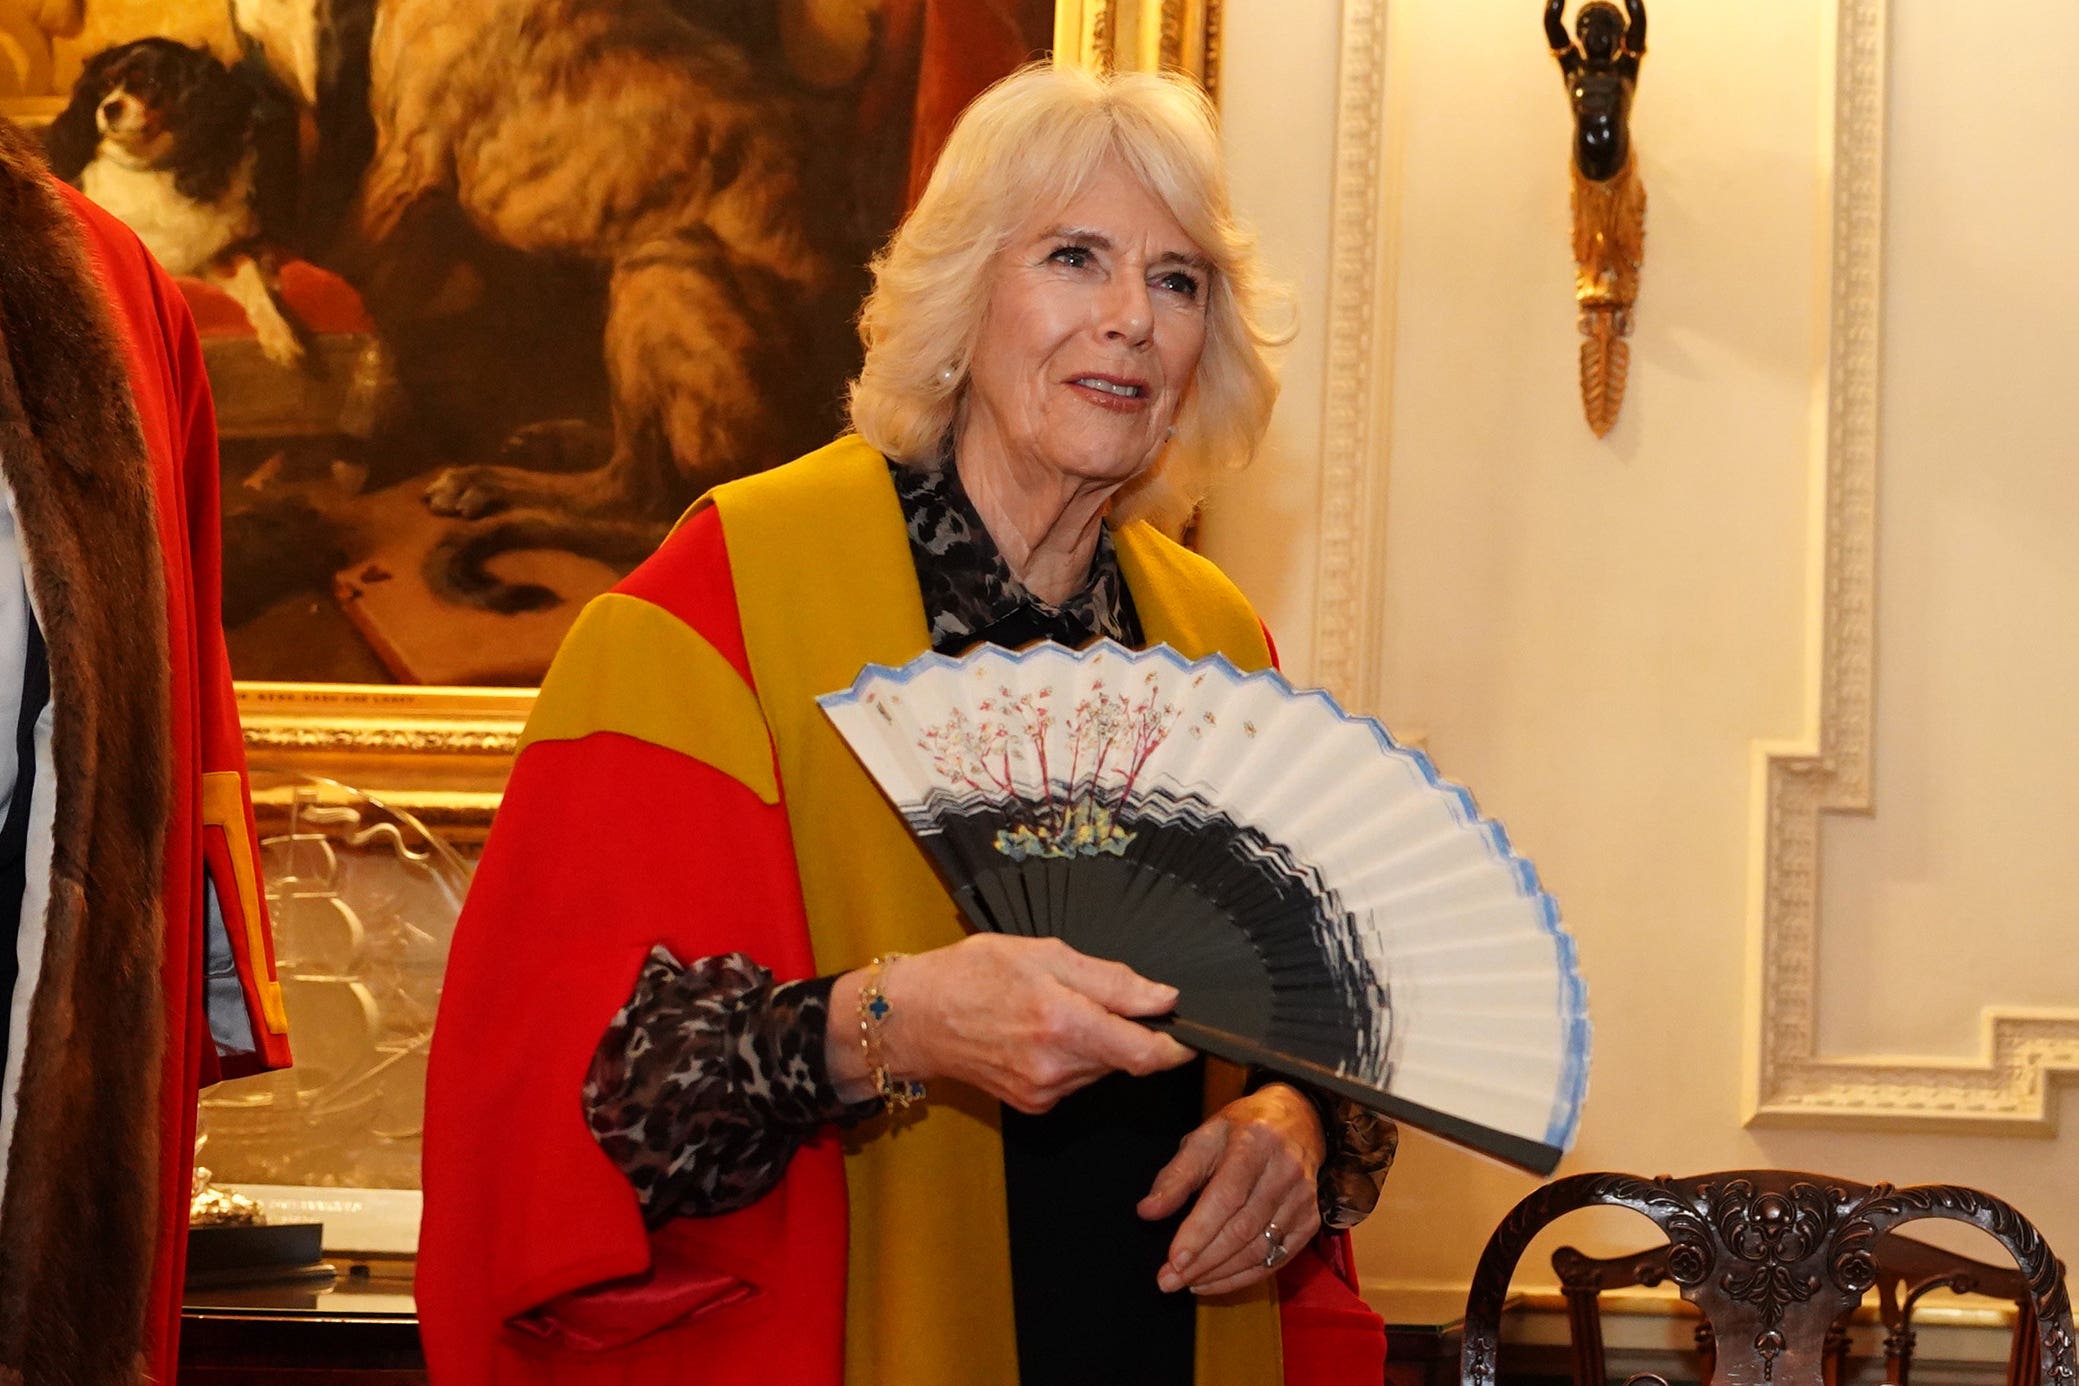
left=1464, top=1172, right=2075, bottom=1386
left=1551, top=1233, right=2048, bottom=1386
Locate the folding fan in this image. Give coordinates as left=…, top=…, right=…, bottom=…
left=818, top=641, right=1589, bottom=1175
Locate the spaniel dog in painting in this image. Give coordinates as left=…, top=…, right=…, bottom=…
left=46, top=38, right=304, bottom=365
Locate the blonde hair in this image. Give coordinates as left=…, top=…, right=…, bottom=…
left=847, top=62, right=1285, bottom=523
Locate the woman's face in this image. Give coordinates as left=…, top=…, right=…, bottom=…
left=962, top=159, right=1210, bottom=491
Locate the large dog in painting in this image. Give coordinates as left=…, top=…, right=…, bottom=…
left=359, top=0, right=855, bottom=609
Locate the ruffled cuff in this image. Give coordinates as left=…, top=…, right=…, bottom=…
left=584, top=947, right=878, bottom=1224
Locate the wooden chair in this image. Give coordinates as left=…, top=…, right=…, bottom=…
left=1462, top=1171, right=2075, bottom=1386
left=1551, top=1234, right=2048, bottom=1386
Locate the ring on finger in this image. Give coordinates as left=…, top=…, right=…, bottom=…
left=1262, top=1222, right=1290, bottom=1269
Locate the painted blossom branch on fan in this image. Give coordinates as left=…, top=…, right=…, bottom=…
left=910, top=677, right=1181, bottom=860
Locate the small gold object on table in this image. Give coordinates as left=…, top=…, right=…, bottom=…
left=190, top=1138, right=267, bottom=1227
left=186, top=1137, right=327, bottom=1286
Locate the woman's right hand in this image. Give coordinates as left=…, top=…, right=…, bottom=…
left=827, top=935, right=1193, bottom=1113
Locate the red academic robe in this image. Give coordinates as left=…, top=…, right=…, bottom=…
left=0, top=125, right=290, bottom=1386
left=79, top=177, right=295, bottom=1380
left=420, top=504, right=1384, bottom=1383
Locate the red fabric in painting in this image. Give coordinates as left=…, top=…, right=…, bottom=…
left=905, top=0, right=1057, bottom=207
left=177, top=259, right=376, bottom=337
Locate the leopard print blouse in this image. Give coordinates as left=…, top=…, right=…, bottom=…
left=584, top=457, right=1396, bottom=1230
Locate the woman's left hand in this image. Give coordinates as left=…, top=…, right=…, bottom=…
left=1139, top=1083, right=1326, bottom=1296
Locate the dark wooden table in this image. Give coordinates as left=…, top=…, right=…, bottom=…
left=181, top=1267, right=425, bottom=1385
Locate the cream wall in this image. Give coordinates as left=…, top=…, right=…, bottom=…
left=1200, top=0, right=1344, bottom=677
left=1209, top=0, right=2079, bottom=1302
left=1815, top=4, right=2079, bottom=1061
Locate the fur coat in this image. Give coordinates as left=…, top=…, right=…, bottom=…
left=0, top=117, right=290, bottom=1386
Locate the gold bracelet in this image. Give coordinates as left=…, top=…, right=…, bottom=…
left=858, top=954, right=926, bottom=1111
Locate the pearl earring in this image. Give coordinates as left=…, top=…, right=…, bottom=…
left=938, top=365, right=959, bottom=386
left=1165, top=425, right=1177, bottom=439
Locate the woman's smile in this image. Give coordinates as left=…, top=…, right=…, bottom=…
left=1065, top=372, right=1153, bottom=411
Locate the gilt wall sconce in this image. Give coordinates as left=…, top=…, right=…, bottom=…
left=1547, top=0, right=1646, bottom=437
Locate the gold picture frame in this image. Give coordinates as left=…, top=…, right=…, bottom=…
left=1056, top=0, right=1221, bottom=96
left=216, top=0, right=1222, bottom=838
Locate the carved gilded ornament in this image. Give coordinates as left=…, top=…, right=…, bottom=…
left=1569, top=157, right=1644, bottom=437
left=1547, top=0, right=1647, bottom=437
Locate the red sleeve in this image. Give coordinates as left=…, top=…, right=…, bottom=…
left=161, top=271, right=293, bottom=1079
left=416, top=512, right=847, bottom=1384
left=1278, top=1235, right=1387, bottom=1385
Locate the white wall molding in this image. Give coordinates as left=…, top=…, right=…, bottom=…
left=1745, top=0, right=2079, bottom=1131
left=1309, top=0, right=1392, bottom=713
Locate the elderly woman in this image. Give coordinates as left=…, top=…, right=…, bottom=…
left=419, top=63, right=1394, bottom=1386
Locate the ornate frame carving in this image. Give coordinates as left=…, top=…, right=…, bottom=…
left=237, top=683, right=531, bottom=840
left=1745, top=0, right=2079, bottom=1129
left=1309, top=0, right=1392, bottom=713
left=239, top=1, right=1224, bottom=834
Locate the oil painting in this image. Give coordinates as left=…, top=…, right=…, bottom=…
left=3, top=0, right=1058, bottom=688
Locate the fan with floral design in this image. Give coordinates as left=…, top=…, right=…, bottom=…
left=819, top=641, right=1589, bottom=1174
